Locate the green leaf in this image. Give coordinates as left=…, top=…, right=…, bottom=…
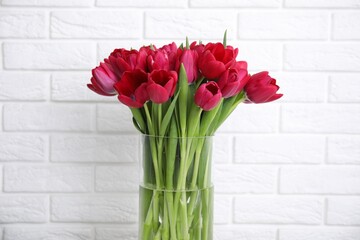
left=159, top=92, right=180, bottom=136
left=143, top=103, right=155, bottom=135
left=178, top=64, right=189, bottom=136
left=211, top=91, right=246, bottom=134
left=199, top=99, right=223, bottom=136
left=187, top=103, right=202, bottom=137
left=186, top=36, right=190, bottom=49
left=165, top=116, right=178, bottom=189
left=132, top=117, right=144, bottom=133
left=150, top=43, right=155, bottom=50
left=208, top=103, right=223, bottom=135
left=130, top=107, right=146, bottom=133
left=223, top=30, right=227, bottom=48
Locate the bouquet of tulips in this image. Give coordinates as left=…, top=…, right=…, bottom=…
left=88, top=32, right=282, bottom=240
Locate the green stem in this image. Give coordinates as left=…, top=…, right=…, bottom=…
left=142, top=198, right=154, bottom=240
left=143, top=104, right=163, bottom=239
left=161, top=191, right=170, bottom=239
left=144, top=104, right=162, bottom=188
left=166, top=117, right=178, bottom=239
left=172, top=138, right=189, bottom=240
left=187, top=138, right=205, bottom=226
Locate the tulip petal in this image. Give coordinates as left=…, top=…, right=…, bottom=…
left=202, top=60, right=226, bottom=79
left=87, top=84, right=116, bottom=96
left=147, top=84, right=170, bottom=104
left=118, top=95, right=143, bottom=108
left=134, top=82, right=149, bottom=104
left=203, top=93, right=222, bottom=111
left=267, top=93, right=283, bottom=102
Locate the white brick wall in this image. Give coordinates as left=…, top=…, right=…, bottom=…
left=0, top=1, right=359, bottom=239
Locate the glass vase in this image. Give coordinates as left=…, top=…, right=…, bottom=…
left=139, top=135, right=214, bottom=240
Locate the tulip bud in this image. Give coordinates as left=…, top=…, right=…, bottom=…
left=217, top=68, right=249, bottom=98
left=244, top=71, right=283, bottom=103
left=147, top=70, right=178, bottom=104
left=194, top=82, right=222, bottom=111
left=198, top=42, right=238, bottom=79
left=88, top=62, right=118, bottom=96
left=180, top=49, right=198, bottom=83
left=114, top=69, right=149, bottom=108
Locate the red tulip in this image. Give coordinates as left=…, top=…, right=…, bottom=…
left=198, top=42, right=238, bottom=79
left=114, top=69, right=149, bottom=108
left=190, top=41, right=205, bottom=56
left=195, top=81, right=222, bottom=111
left=233, top=61, right=247, bottom=70
left=180, top=48, right=198, bottom=83
left=147, top=42, right=179, bottom=72
left=147, top=51, right=169, bottom=71
left=106, top=48, right=148, bottom=78
left=217, top=68, right=250, bottom=98
left=244, top=71, right=283, bottom=103
left=88, top=62, right=118, bottom=96
left=160, top=42, right=179, bottom=71
left=147, top=70, right=178, bottom=104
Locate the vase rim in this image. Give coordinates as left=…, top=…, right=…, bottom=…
left=140, top=133, right=214, bottom=139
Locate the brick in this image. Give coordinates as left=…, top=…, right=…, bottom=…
left=219, top=104, right=278, bottom=133
left=284, top=44, right=360, bottom=71
left=279, top=228, right=360, bottom=240
left=145, top=10, right=237, bottom=39
left=0, top=44, right=3, bottom=70
left=96, top=104, right=135, bottom=132
left=3, top=103, right=93, bottom=131
left=191, top=0, right=280, bottom=7
left=2, top=0, right=94, bottom=6
left=0, top=11, right=46, bottom=38
left=4, top=165, right=92, bottom=192
left=0, top=196, right=47, bottom=223
left=285, top=0, right=360, bottom=8
left=213, top=135, right=232, bottom=163
left=96, top=165, right=138, bottom=192
left=0, top=72, right=48, bottom=101
left=51, top=11, right=141, bottom=39
left=97, top=0, right=186, bottom=7
left=333, top=13, right=360, bottom=40
left=0, top=165, right=2, bottom=191
left=4, top=228, right=92, bottom=240
left=274, top=73, right=327, bottom=103
left=235, top=42, right=282, bottom=71
left=235, top=135, right=325, bottom=164
left=329, top=74, right=360, bottom=102
left=51, top=135, right=138, bottom=162
left=282, top=104, right=360, bottom=133
left=51, top=195, right=137, bottom=223
left=52, top=72, right=116, bottom=102
left=238, top=12, right=328, bottom=40
left=0, top=135, right=47, bottom=162
left=214, top=226, right=276, bottom=240
left=0, top=103, right=2, bottom=130
left=3, top=42, right=96, bottom=70
left=234, top=197, right=322, bottom=224
left=328, top=135, right=360, bottom=164
left=280, top=166, right=360, bottom=194
left=214, top=165, right=276, bottom=193
left=214, top=195, right=231, bottom=224
left=95, top=228, right=137, bottom=240
left=327, top=197, right=360, bottom=225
